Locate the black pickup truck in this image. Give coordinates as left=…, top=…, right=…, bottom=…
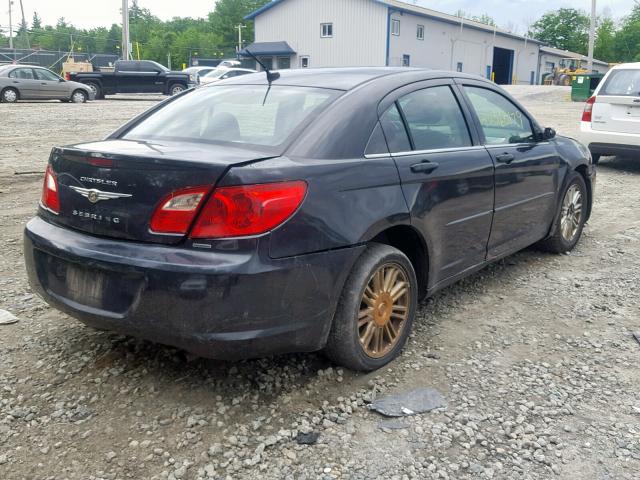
left=69, top=60, right=195, bottom=99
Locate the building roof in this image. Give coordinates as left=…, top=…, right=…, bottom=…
left=245, top=0, right=544, bottom=45
left=239, top=41, right=296, bottom=57
left=540, top=46, right=609, bottom=67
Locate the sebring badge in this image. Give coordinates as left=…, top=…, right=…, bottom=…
left=69, top=186, right=132, bottom=204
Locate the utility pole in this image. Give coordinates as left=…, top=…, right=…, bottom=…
left=18, top=0, right=28, bottom=48
left=8, top=0, right=13, bottom=50
left=236, top=24, right=246, bottom=53
left=587, top=0, right=596, bottom=72
left=121, top=0, right=130, bottom=60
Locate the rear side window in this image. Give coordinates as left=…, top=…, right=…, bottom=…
left=464, top=86, right=534, bottom=145
left=123, top=85, right=340, bottom=150
left=9, top=68, right=34, bottom=79
left=600, top=70, right=640, bottom=96
left=379, top=104, right=411, bottom=153
left=398, top=86, right=472, bottom=150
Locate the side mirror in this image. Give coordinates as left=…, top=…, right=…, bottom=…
left=59, top=78, right=65, bottom=82
left=543, top=127, right=556, bottom=140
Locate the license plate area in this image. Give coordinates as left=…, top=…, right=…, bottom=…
left=35, top=250, right=143, bottom=314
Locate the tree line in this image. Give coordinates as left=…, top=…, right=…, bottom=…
left=1, top=2, right=639, bottom=67
left=0, top=0, right=269, bottom=68
left=528, top=6, right=640, bottom=62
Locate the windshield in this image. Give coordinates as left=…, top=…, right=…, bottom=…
left=601, top=69, right=640, bottom=97
left=203, top=68, right=229, bottom=79
left=123, top=85, right=341, bottom=150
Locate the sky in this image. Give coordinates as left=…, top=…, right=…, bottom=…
left=2, top=0, right=639, bottom=34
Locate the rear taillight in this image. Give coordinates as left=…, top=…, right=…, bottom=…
left=41, top=165, right=60, bottom=214
left=150, top=186, right=210, bottom=234
left=582, top=96, right=596, bottom=122
left=190, top=181, right=307, bottom=239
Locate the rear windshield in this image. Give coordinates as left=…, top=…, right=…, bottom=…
left=123, top=85, right=341, bottom=150
left=600, top=70, right=640, bottom=96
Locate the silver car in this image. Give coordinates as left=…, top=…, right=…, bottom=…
left=0, top=65, right=94, bottom=103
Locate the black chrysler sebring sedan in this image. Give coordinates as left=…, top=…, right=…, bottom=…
left=24, top=68, right=596, bottom=371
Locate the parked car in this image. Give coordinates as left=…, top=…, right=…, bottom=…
left=24, top=68, right=595, bottom=371
left=199, top=67, right=257, bottom=85
left=581, top=62, right=640, bottom=163
left=182, top=66, right=216, bottom=83
left=0, top=65, right=94, bottom=103
left=69, top=60, right=195, bottom=99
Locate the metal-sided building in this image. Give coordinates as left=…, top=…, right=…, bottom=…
left=244, top=0, right=543, bottom=84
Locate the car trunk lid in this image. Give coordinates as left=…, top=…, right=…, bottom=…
left=46, top=139, right=275, bottom=244
left=592, top=94, right=640, bottom=134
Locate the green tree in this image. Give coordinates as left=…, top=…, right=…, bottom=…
left=209, top=0, right=270, bottom=49
left=32, top=12, right=42, bottom=30
left=614, top=4, right=640, bottom=62
left=595, top=17, right=616, bottom=62
left=529, top=8, right=590, bottom=54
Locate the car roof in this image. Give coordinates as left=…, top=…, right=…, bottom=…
left=229, top=67, right=486, bottom=91
left=611, top=62, right=640, bottom=70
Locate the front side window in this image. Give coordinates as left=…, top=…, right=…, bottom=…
left=391, top=19, right=400, bottom=36
left=398, top=86, right=472, bottom=151
left=321, top=23, right=333, bottom=38
left=35, top=69, right=60, bottom=82
left=600, top=69, right=640, bottom=97
left=123, top=85, right=340, bottom=150
left=379, top=104, right=411, bottom=153
left=417, top=25, right=424, bottom=40
left=463, top=86, right=534, bottom=144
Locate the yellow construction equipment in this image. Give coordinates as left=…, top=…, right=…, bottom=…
left=544, top=58, right=590, bottom=86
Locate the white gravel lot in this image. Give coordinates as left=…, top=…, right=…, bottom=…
left=0, top=86, right=639, bottom=480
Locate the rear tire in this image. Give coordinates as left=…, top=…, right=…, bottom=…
left=1, top=87, right=18, bottom=103
left=324, top=243, right=418, bottom=371
left=537, top=171, right=588, bottom=254
left=83, top=82, right=102, bottom=99
left=169, top=83, right=186, bottom=96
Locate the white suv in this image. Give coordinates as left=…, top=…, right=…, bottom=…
left=580, top=63, right=640, bottom=163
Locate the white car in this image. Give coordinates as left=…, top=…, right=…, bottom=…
left=199, top=67, right=257, bottom=85
left=580, top=63, right=640, bottom=163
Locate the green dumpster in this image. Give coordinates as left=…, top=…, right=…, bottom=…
left=571, top=73, right=605, bottom=102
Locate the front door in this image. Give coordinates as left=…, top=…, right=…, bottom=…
left=379, top=81, right=495, bottom=286
left=459, top=82, right=560, bottom=259
left=34, top=68, right=68, bottom=99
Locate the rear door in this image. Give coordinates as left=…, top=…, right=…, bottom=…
left=592, top=69, right=640, bottom=134
left=459, top=81, right=560, bottom=259
left=34, top=68, right=68, bottom=99
left=379, top=80, right=495, bottom=284
left=115, top=61, right=141, bottom=93
left=8, top=67, right=40, bottom=99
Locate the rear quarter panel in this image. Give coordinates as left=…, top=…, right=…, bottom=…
left=220, top=155, right=410, bottom=259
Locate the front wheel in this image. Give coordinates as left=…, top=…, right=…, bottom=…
left=70, top=90, right=87, bottom=103
left=169, top=83, right=186, bottom=96
left=324, top=243, right=418, bottom=371
left=538, top=172, right=588, bottom=253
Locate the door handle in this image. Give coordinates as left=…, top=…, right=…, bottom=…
left=495, top=153, right=515, bottom=164
left=410, top=161, right=439, bottom=174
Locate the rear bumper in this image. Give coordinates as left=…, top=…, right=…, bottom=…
left=24, top=217, right=363, bottom=360
left=580, top=122, right=640, bottom=157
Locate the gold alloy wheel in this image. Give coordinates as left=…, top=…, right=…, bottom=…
left=358, top=263, right=410, bottom=358
left=560, top=184, right=583, bottom=242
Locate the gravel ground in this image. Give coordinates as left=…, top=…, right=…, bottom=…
left=1, top=87, right=639, bottom=480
